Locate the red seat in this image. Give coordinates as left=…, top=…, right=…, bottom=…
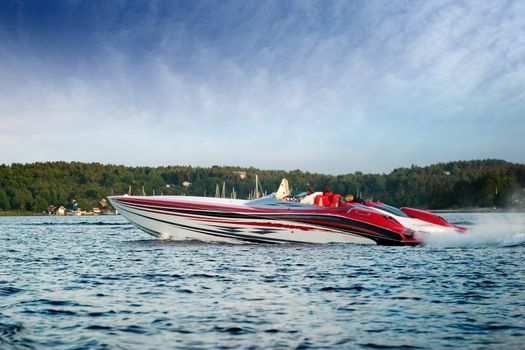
left=315, top=192, right=341, bottom=207
left=331, top=194, right=341, bottom=207
left=323, top=191, right=333, bottom=207
left=314, top=195, right=330, bottom=206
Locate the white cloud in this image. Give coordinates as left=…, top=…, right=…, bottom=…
left=0, top=0, right=524, bottom=172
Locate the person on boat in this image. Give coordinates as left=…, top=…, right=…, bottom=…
left=315, top=188, right=335, bottom=206
left=339, top=195, right=354, bottom=208
left=340, top=194, right=365, bottom=207
left=353, top=195, right=366, bottom=204
left=322, top=189, right=342, bottom=207
left=300, top=187, right=322, bottom=205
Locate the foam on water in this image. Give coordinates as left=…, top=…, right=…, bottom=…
left=159, top=232, right=172, bottom=240
left=421, top=212, right=525, bottom=248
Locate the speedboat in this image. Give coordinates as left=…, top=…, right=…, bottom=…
left=108, top=179, right=434, bottom=245
left=108, top=195, right=419, bottom=245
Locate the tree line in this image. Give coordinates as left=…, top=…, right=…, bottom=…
left=0, top=159, right=524, bottom=213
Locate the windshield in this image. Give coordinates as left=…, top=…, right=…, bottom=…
left=373, top=204, right=409, bottom=217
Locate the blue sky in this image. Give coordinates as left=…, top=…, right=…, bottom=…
left=1, top=0, right=524, bottom=174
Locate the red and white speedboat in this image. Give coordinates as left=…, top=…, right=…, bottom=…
left=108, top=195, right=420, bottom=245
left=108, top=179, right=466, bottom=245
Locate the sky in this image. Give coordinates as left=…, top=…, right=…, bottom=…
left=0, top=0, right=524, bottom=174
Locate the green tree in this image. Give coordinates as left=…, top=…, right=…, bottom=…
left=0, top=189, right=10, bottom=210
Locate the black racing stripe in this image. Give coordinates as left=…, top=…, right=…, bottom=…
left=251, top=228, right=281, bottom=235
left=133, top=222, right=162, bottom=238
left=271, top=214, right=403, bottom=242
left=212, top=226, right=280, bottom=235
left=207, top=223, right=378, bottom=242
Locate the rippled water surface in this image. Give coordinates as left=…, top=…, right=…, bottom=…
left=1, top=213, right=525, bottom=349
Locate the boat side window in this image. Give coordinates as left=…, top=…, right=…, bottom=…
left=375, top=204, right=409, bottom=217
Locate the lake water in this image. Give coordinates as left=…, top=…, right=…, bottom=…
left=1, top=213, right=525, bottom=349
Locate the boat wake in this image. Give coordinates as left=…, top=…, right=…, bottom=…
left=420, top=213, right=525, bottom=248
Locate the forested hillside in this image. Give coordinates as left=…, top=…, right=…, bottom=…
left=1, top=159, right=524, bottom=213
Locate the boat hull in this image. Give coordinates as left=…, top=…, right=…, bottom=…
left=108, top=196, right=420, bottom=245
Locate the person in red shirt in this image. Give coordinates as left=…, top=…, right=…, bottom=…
left=315, top=188, right=339, bottom=206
